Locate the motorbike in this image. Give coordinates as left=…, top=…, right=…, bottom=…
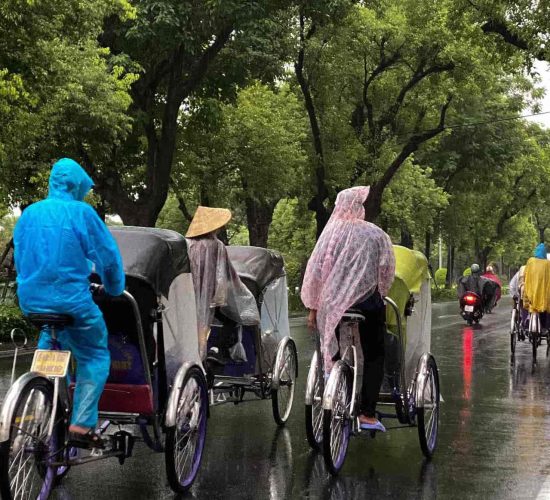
left=459, top=291, right=484, bottom=325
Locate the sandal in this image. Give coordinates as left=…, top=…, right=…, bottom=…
left=359, top=420, right=386, bottom=432
left=68, top=429, right=105, bottom=449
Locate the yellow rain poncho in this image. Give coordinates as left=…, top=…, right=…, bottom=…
left=523, top=244, right=550, bottom=313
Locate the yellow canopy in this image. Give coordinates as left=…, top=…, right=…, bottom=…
left=386, top=246, right=430, bottom=335
left=523, top=257, right=550, bottom=313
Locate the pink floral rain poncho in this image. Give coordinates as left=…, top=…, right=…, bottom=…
left=301, top=186, right=395, bottom=369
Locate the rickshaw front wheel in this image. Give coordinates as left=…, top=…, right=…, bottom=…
left=305, top=350, right=324, bottom=450
left=165, top=366, right=208, bottom=494
left=322, top=362, right=352, bottom=475
left=417, top=356, right=440, bottom=458
left=271, top=339, right=298, bottom=426
left=0, top=377, right=62, bottom=500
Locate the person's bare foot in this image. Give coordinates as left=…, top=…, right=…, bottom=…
left=69, top=424, right=92, bottom=435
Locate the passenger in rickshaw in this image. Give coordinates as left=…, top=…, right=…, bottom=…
left=510, top=265, right=528, bottom=327
left=523, top=243, right=550, bottom=330
left=13, top=158, right=125, bottom=448
left=185, top=206, right=260, bottom=361
left=301, top=186, right=395, bottom=432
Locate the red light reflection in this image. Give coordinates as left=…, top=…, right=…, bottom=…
left=463, top=327, right=473, bottom=400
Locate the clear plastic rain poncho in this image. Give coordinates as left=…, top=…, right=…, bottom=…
left=301, top=186, right=395, bottom=369
left=186, top=234, right=260, bottom=359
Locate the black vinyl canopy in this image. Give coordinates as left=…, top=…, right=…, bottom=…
left=226, top=246, right=285, bottom=298
left=110, top=226, right=189, bottom=296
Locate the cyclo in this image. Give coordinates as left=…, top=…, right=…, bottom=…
left=0, top=227, right=209, bottom=498
left=305, top=245, right=440, bottom=474
left=206, top=246, right=298, bottom=426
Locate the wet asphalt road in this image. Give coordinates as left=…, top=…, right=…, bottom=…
left=2, top=298, right=550, bottom=499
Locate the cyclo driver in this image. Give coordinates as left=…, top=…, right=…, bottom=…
left=301, top=186, right=395, bottom=432
left=14, top=158, right=125, bottom=449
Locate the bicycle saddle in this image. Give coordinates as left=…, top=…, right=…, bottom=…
left=27, top=313, right=74, bottom=329
left=342, top=308, right=365, bottom=321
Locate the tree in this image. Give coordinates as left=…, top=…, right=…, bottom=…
left=0, top=1, right=135, bottom=207
left=295, top=0, right=524, bottom=237
left=173, top=82, right=307, bottom=247
left=83, top=1, right=297, bottom=226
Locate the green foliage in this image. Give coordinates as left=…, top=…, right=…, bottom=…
left=0, top=304, right=37, bottom=343
left=434, top=268, right=447, bottom=287
left=431, top=287, right=457, bottom=303
left=268, top=198, right=316, bottom=289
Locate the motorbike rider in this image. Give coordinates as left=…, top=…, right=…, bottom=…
left=301, top=186, right=395, bottom=432
left=14, top=158, right=125, bottom=449
left=482, top=265, right=502, bottom=312
left=457, top=264, right=495, bottom=311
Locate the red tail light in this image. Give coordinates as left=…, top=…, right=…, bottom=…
left=464, top=294, right=477, bottom=305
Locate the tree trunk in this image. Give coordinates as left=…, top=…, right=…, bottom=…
left=98, top=28, right=233, bottom=227
left=400, top=228, right=414, bottom=249
left=245, top=198, right=277, bottom=248
left=425, top=231, right=431, bottom=262
left=445, top=244, right=455, bottom=288
left=295, top=15, right=330, bottom=239
left=540, top=226, right=546, bottom=243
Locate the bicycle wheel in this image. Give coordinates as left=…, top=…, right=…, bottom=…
left=510, top=308, right=517, bottom=355
left=272, top=339, right=298, bottom=426
left=165, top=366, right=208, bottom=494
left=0, top=378, right=61, bottom=500
left=305, top=350, right=324, bottom=450
left=417, top=356, right=440, bottom=458
left=322, top=362, right=352, bottom=475
left=532, top=330, right=538, bottom=364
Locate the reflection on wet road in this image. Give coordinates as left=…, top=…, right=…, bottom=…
left=2, top=299, right=550, bottom=499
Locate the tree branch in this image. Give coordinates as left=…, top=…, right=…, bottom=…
left=481, top=19, right=547, bottom=61
left=382, top=61, right=455, bottom=132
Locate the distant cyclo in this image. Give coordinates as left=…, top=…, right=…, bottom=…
left=457, top=264, right=498, bottom=325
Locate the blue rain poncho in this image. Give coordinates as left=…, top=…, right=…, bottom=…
left=14, top=158, right=125, bottom=428
left=14, top=158, right=125, bottom=316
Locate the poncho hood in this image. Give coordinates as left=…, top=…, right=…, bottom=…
left=48, top=158, right=94, bottom=202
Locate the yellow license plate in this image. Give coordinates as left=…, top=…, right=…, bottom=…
left=31, top=350, right=71, bottom=377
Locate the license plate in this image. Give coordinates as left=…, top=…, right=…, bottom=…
left=31, top=350, right=71, bottom=378
left=464, top=305, right=474, bottom=312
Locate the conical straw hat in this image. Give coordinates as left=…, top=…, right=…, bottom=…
left=186, top=206, right=232, bottom=238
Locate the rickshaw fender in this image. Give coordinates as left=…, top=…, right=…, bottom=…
left=165, top=362, right=205, bottom=428
left=322, top=360, right=350, bottom=411
left=0, top=372, right=53, bottom=442
left=271, top=337, right=297, bottom=391
left=413, top=353, right=437, bottom=409
left=304, top=349, right=319, bottom=405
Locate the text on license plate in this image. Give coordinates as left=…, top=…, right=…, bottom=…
left=464, top=305, right=474, bottom=312
left=31, top=350, right=71, bottom=377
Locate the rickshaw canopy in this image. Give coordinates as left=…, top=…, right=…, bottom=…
left=110, top=226, right=199, bottom=380
left=110, top=226, right=190, bottom=297
left=226, top=246, right=290, bottom=370
left=386, top=245, right=432, bottom=388
left=226, top=246, right=286, bottom=299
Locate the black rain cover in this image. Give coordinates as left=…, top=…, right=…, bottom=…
left=226, top=246, right=285, bottom=298
left=110, top=226, right=189, bottom=296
